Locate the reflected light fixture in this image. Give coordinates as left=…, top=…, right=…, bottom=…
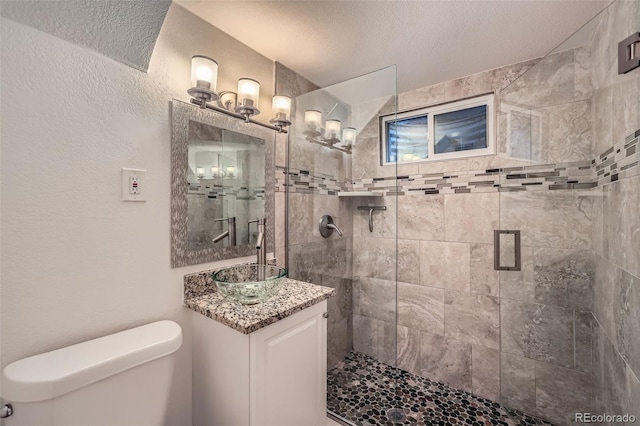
left=270, top=95, right=292, bottom=131
left=187, top=55, right=292, bottom=132
left=303, top=109, right=355, bottom=154
left=342, top=127, right=357, bottom=149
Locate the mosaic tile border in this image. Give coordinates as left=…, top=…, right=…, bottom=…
left=276, top=165, right=350, bottom=195
left=278, top=129, right=640, bottom=196
left=328, top=350, right=556, bottom=426
left=594, top=128, right=640, bottom=186
left=188, top=184, right=266, bottom=200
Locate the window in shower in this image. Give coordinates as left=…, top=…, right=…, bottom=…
left=381, top=93, right=495, bottom=165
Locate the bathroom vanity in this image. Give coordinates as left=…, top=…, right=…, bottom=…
left=185, top=273, right=334, bottom=426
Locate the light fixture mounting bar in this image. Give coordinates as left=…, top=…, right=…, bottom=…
left=306, top=138, right=352, bottom=154
left=190, top=99, right=287, bottom=133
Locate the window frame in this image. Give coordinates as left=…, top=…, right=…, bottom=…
left=380, top=93, right=495, bottom=165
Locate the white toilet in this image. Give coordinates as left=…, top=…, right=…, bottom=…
left=2, top=320, right=182, bottom=426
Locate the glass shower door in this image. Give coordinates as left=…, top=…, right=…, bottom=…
left=494, top=3, right=640, bottom=423
left=285, top=66, right=399, bottom=425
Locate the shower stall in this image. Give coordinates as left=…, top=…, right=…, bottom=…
left=281, top=1, right=639, bottom=424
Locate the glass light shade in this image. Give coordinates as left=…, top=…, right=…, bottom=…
left=226, top=166, right=236, bottom=176
left=305, top=110, right=323, bottom=128
left=196, top=167, right=205, bottom=177
left=191, top=56, right=218, bottom=91
left=342, top=127, right=357, bottom=145
left=211, top=166, right=219, bottom=176
left=272, top=95, right=292, bottom=120
left=325, top=120, right=341, bottom=138
left=237, top=78, right=260, bottom=107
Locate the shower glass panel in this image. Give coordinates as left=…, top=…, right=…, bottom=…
left=285, top=66, right=398, bottom=424
left=497, top=1, right=639, bottom=424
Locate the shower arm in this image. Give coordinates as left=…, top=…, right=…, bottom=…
left=357, top=206, right=387, bottom=232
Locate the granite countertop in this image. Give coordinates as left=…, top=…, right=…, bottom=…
left=184, top=276, right=335, bottom=334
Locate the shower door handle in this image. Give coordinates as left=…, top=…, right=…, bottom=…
left=494, top=230, right=521, bottom=271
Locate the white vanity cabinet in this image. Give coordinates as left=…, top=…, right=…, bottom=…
left=191, top=300, right=328, bottom=426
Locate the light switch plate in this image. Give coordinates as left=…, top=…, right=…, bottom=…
left=122, top=168, right=146, bottom=201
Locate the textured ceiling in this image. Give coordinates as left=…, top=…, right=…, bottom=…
left=0, top=0, right=171, bottom=72
left=177, top=0, right=609, bottom=92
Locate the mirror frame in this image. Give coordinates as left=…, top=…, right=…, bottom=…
left=171, top=99, right=278, bottom=267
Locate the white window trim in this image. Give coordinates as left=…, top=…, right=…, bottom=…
left=381, top=93, right=495, bottom=165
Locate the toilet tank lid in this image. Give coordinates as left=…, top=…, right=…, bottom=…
left=2, top=320, right=182, bottom=402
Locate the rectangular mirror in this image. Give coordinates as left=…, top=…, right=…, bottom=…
left=171, top=99, right=279, bottom=267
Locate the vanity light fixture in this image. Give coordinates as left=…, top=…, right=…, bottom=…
left=235, top=78, right=260, bottom=121
left=188, top=56, right=219, bottom=107
left=196, top=167, right=206, bottom=179
left=187, top=55, right=291, bottom=133
left=226, top=166, right=236, bottom=178
left=217, top=91, right=237, bottom=111
left=303, top=110, right=355, bottom=154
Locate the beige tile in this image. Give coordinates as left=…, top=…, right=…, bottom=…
left=419, top=332, right=472, bottom=393
left=533, top=248, right=594, bottom=310
left=419, top=240, right=470, bottom=291
left=574, top=45, right=592, bottom=101
left=398, top=83, right=445, bottom=110
left=444, top=192, right=499, bottom=244
left=591, top=187, right=604, bottom=257
left=353, top=237, right=396, bottom=281
left=445, top=291, right=500, bottom=350
left=500, top=190, right=593, bottom=250
left=535, top=361, right=591, bottom=425
left=500, top=299, right=574, bottom=368
left=499, top=245, right=535, bottom=303
left=537, top=99, right=592, bottom=163
left=275, top=192, right=285, bottom=248
left=603, top=176, right=640, bottom=277
left=287, top=193, right=312, bottom=245
left=397, top=325, right=421, bottom=376
left=354, top=277, right=396, bottom=323
left=500, top=50, right=575, bottom=109
left=472, top=345, right=500, bottom=402
left=398, top=239, right=420, bottom=284
left=470, top=243, right=499, bottom=297
left=398, top=282, right=445, bottom=335
left=397, top=194, right=445, bottom=241
left=353, top=314, right=378, bottom=360
left=500, top=353, right=536, bottom=414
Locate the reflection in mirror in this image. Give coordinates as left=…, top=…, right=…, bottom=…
left=187, top=120, right=266, bottom=251
left=171, top=99, right=278, bottom=268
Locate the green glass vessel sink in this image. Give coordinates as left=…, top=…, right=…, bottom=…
left=213, top=264, right=288, bottom=305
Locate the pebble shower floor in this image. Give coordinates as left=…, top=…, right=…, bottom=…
left=327, top=351, right=557, bottom=426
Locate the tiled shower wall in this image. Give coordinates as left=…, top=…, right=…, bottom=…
left=589, top=0, right=640, bottom=423
left=350, top=24, right=621, bottom=425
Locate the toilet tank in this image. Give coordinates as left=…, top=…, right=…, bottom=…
left=2, top=320, right=182, bottom=426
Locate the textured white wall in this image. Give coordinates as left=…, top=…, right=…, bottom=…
left=0, top=4, right=274, bottom=421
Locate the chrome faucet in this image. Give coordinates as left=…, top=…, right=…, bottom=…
left=212, top=217, right=237, bottom=246
left=326, top=222, right=343, bottom=236
left=249, top=218, right=266, bottom=266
